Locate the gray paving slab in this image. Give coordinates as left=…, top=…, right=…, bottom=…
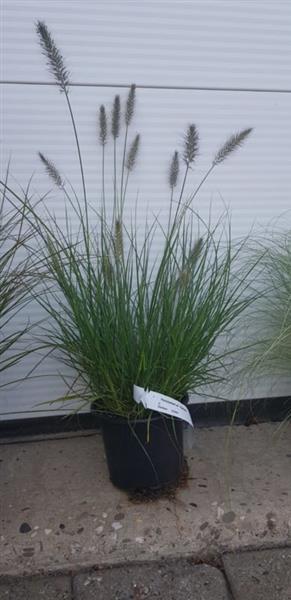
left=1, top=423, right=291, bottom=575
left=73, top=561, right=231, bottom=599
left=0, top=575, right=71, bottom=600
left=223, top=548, right=291, bottom=600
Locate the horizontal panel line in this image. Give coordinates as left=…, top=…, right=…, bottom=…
left=1, top=80, right=291, bottom=94
left=0, top=409, right=77, bottom=416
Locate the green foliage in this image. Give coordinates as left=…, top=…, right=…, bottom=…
left=31, top=210, right=256, bottom=418
left=0, top=174, right=35, bottom=381
left=250, top=231, right=291, bottom=376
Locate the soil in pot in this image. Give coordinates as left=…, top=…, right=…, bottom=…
left=128, top=458, right=189, bottom=503
left=100, top=412, right=185, bottom=491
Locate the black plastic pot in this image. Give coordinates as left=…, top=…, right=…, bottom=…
left=100, top=412, right=185, bottom=491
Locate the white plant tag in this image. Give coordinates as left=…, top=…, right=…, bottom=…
left=133, top=384, right=194, bottom=427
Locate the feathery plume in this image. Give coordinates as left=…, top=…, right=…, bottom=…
left=36, top=21, right=70, bottom=93
left=111, top=95, right=121, bottom=139
left=169, top=151, right=179, bottom=189
left=38, top=152, right=64, bottom=188
left=99, top=105, right=107, bottom=146
left=125, top=84, right=136, bottom=126
left=114, top=219, right=124, bottom=260
left=179, top=238, right=203, bottom=286
left=102, top=254, right=113, bottom=284
left=183, top=124, right=199, bottom=166
left=125, top=134, right=140, bottom=171
left=213, top=128, right=253, bottom=165
left=189, top=237, right=203, bottom=265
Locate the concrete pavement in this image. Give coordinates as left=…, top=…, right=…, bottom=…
left=1, top=423, right=291, bottom=597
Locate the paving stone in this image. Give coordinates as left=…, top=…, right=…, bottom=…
left=73, top=560, right=230, bottom=599
left=223, top=548, right=291, bottom=600
left=0, top=575, right=71, bottom=600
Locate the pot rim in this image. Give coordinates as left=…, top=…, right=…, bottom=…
left=99, top=411, right=178, bottom=425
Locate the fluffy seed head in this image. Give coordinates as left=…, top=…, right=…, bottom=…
left=169, top=151, right=179, bottom=189
left=183, top=124, right=199, bottom=166
left=111, top=95, right=121, bottom=139
left=99, top=105, right=107, bottom=146
left=179, top=237, right=203, bottom=286
left=38, top=152, right=64, bottom=188
left=114, top=219, right=124, bottom=260
left=190, top=237, right=203, bottom=265
left=102, top=254, right=113, bottom=284
left=125, top=134, right=140, bottom=171
left=125, top=84, right=136, bottom=126
left=213, top=128, right=253, bottom=165
left=36, top=21, right=70, bottom=93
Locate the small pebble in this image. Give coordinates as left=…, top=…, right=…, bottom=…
left=217, top=507, right=224, bottom=519
left=19, top=523, right=31, bottom=534
left=222, top=511, right=236, bottom=523
left=44, top=529, right=52, bottom=535
left=96, top=526, right=104, bottom=534
left=112, top=521, right=123, bottom=531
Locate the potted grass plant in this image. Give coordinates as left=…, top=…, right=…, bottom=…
left=2, top=22, right=256, bottom=490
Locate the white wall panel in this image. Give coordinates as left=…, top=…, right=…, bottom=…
left=2, top=1, right=291, bottom=90
left=2, top=85, right=291, bottom=238
left=1, top=1, right=291, bottom=418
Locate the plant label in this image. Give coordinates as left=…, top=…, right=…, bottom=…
left=133, top=384, right=194, bottom=427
